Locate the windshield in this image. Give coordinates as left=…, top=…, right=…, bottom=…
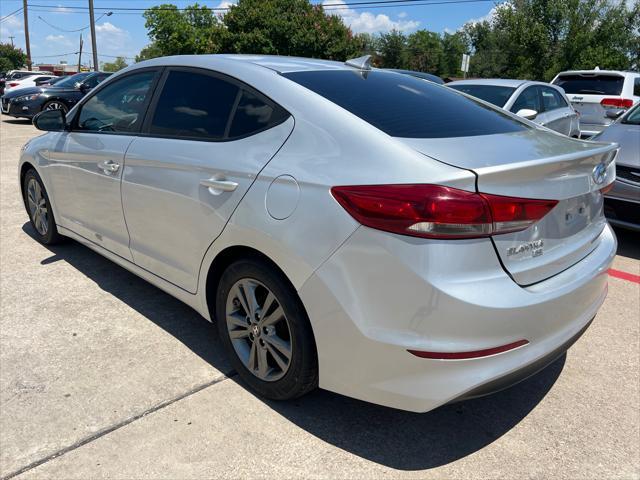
left=447, top=84, right=516, bottom=107
left=282, top=70, right=526, bottom=138
left=52, top=73, right=91, bottom=88
left=622, top=104, right=640, bottom=125
left=553, top=74, right=624, bottom=95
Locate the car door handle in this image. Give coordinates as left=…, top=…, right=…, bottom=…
left=200, top=178, right=238, bottom=193
left=97, top=160, right=120, bottom=174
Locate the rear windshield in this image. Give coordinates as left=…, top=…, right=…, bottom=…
left=553, top=74, right=624, bottom=95
left=282, top=70, right=526, bottom=138
left=447, top=84, right=515, bottom=107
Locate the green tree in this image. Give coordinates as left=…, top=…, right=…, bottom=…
left=406, top=30, right=443, bottom=73
left=135, top=42, right=164, bottom=62
left=221, top=0, right=359, bottom=59
left=0, top=43, right=27, bottom=72
left=378, top=30, right=407, bottom=68
left=440, top=31, right=468, bottom=77
left=101, top=57, right=128, bottom=72
left=142, top=3, right=224, bottom=56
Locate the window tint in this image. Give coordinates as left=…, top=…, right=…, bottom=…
left=83, top=73, right=109, bottom=89
left=634, top=78, right=640, bottom=97
left=510, top=87, right=541, bottom=113
left=228, top=90, right=289, bottom=138
left=150, top=70, right=238, bottom=140
left=77, top=71, right=156, bottom=133
left=552, top=74, right=624, bottom=95
left=54, top=73, right=91, bottom=88
left=540, top=87, right=567, bottom=111
left=448, top=84, right=515, bottom=107
left=283, top=70, right=526, bottom=138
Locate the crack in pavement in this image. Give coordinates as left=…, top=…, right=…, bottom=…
left=1, top=371, right=237, bottom=480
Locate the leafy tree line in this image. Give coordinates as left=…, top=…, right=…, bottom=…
left=136, top=0, right=638, bottom=81
left=0, top=43, right=27, bottom=73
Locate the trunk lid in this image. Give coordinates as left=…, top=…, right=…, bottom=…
left=398, top=129, right=618, bottom=285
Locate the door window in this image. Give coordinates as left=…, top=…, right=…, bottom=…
left=510, top=87, right=541, bottom=113
left=76, top=71, right=156, bottom=133
left=228, top=90, right=290, bottom=139
left=634, top=78, right=640, bottom=97
left=149, top=70, right=239, bottom=140
left=540, top=87, right=567, bottom=112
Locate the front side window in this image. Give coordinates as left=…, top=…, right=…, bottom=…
left=510, top=87, right=541, bottom=113
left=540, top=87, right=567, bottom=111
left=82, top=73, right=110, bottom=89
left=76, top=71, right=156, bottom=133
left=283, top=70, right=525, bottom=138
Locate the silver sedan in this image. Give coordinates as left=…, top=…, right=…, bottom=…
left=448, top=79, right=581, bottom=137
left=19, top=55, right=617, bottom=412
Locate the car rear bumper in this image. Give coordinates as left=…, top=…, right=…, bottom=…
left=300, top=224, right=616, bottom=412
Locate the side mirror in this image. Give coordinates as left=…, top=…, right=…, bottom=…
left=516, top=108, right=538, bottom=120
left=33, top=109, right=67, bottom=131
left=605, top=109, right=624, bottom=120
left=79, top=83, right=90, bottom=93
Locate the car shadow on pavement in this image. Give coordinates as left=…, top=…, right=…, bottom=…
left=1, top=118, right=32, bottom=125
left=23, top=222, right=565, bottom=471
left=614, top=227, right=640, bottom=260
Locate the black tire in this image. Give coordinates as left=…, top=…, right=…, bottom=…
left=22, top=169, right=63, bottom=245
left=42, top=100, right=68, bottom=114
left=216, top=258, right=318, bottom=400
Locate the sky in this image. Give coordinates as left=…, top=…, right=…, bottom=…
left=0, top=0, right=499, bottom=68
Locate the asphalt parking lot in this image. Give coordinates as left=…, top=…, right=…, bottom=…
left=0, top=117, right=638, bottom=479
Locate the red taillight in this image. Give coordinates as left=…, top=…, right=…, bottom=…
left=331, top=184, right=558, bottom=239
left=600, top=98, right=633, bottom=109
left=8, top=82, right=19, bottom=87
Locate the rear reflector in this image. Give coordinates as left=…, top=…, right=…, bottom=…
left=331, top=184, right=558, bottom=239
left=408, top=339, right=529, bottom=360
left=600, top=98, right=634, bottom=109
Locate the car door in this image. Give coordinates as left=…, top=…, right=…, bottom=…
left=46, top=69, right=160, bottom=260
left=537, top=86, right=575, bottom=135
left=121, top=67, right=294, bottom=293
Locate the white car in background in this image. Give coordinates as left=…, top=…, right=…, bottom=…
left=448, top=79, right=581, bottom=137
left=4, top=74, right=59, bottom=94
left=552, top=69, right=640, bottom=137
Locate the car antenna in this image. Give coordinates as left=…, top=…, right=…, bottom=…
left=345, top=55, right=372, bottom=71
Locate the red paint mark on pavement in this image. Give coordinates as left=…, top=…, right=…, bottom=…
left=608, top=269, right=640, bottom=284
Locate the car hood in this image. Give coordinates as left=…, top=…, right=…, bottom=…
left=592, top=123, right=639, bottom=168
left=2, top=86, right=43, bottom=99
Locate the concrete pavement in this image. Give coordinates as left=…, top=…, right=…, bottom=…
left=1, top=118, right=638, bottom=479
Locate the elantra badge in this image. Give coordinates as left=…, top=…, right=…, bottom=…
left=592, top=162, right=607, bottom=185
left=507, top=239, right=544, bottom=257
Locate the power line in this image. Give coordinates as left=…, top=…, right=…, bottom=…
left=0, top=6, right=23, bottom=22
left=37, top=11, right=112, bottom=32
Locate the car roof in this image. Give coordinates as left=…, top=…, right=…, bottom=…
left=447, top=79, right=537, bottom=88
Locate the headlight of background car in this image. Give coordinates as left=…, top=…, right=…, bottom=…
left=15, top=94, right=40, bottom=102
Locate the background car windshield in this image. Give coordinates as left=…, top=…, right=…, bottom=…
left=622, top=104, right=640, bottom=125
left=553, top=74, right=624, bottom=95
left=53, top=73, right=91, bottom=88
left=448, top=84, right=515, bottom=107
left=283, top=70, right=526, bottom=138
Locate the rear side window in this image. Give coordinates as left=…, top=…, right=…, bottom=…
left=283, top=70, right=525, bottom=138
left=228, top=90, right=289, bottom=139
left=448, top=84, right=515, bottom=107
left=553, top=74, right=624, bottom=95
left=634, top=78, right=640, bottom=97
left=510, top=86, right=541, bottom=113
left=540, top=87, right=567, bottom=111
left=150, top=70, right=239, bottom=140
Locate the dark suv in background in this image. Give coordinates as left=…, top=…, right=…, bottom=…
left=1, top=72, right=111, bottom=119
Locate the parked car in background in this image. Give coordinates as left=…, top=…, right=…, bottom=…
left=0, top=70, right=38, bottom=96
left=4, top=74, right=59, bottom=94
left=590, top=102, right=640, bottom=231
left=21, top=54, right=617, bottom=413
left=448, top=79, right=581, bottom=137
left=386, top=69, right=445, bottom=84
left=1, top=72, right=110, bottom=119
left=552, top=69, right=640, bottom=137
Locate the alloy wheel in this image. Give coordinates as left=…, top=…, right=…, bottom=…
left=26, top=178, right=48, bottom=236
left=225, top=278, right=292, bottom=382
left=44, top=102, right=65, bottom=112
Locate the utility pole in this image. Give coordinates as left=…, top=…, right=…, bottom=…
left=77, top=33, right=83, bottom=73
left=88, top=0, right=98, bottom=71
left=23, top=0, right=32, bottom=70
left=8, top=36, right=15, bottom=47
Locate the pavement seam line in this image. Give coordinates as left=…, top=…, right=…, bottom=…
left=1, top=371, right=237, bottom=480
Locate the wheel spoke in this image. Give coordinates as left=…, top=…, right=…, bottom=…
left=260, top=306, right=283, bottom=327
left=265, top=342, right=288, bottom=372
left=227, top=312, right=248, bottom=329
left=248, top=341, right=257, bottom=371
left=261, top=291, right=277, bottom=315
left=229, top=329, right=249, bottom=339
left=257, top=345, right=269, bottom=378
left=232, top=283, right=251, bottom=317
left=264, top=334, right=291, bottom=360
